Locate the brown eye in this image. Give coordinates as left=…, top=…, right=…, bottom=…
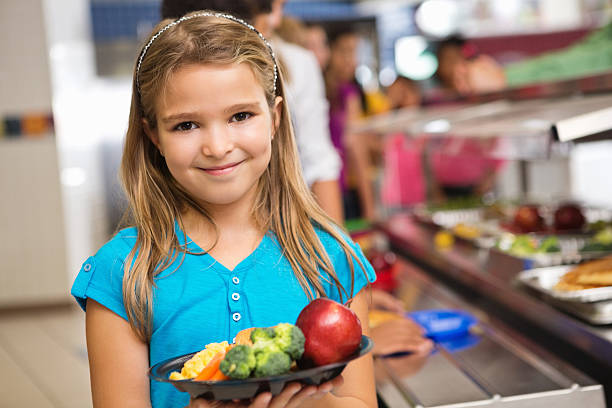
left=174, top=121, right=197, bottom=131
left=231, top=112, right=252, bottom=122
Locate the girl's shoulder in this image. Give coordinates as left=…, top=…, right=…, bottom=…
left=313, top=225, right=361, bottom=259
left=312, top=224, right=377, bottom=301
left=71, top=227, right=139, bottom=317
left=91, top=227, right=139, bottom=266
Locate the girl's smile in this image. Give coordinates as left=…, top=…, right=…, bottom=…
left=200, top=160, right=245, bottom=176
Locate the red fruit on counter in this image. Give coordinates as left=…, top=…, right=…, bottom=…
left=296, top=298, right=362, bottom=367
left=369, top=249, right=398, bottom=292
left=554, top=204, right=585, bottom=231
left=513, top=205, right=545, bottom=233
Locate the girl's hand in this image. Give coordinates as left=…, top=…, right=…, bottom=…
left=186, top=375, right=344, bottom=408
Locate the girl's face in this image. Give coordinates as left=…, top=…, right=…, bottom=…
left=146, top=63, right=281, bottom=210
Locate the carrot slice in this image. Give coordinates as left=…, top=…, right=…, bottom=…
left=195, top=352, right=225, bottom=381
left=209, top=368, right=229, bottom=381
left=235, top=327, right=255, bottom=345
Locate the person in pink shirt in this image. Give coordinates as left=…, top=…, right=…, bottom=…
left=430, top=137, right=504, bottom=200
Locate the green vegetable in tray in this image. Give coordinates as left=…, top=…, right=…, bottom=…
left=253, top=348, right=292, bottom=377
left=582, top=227, right=612, bottom=252
left=273, top=323, right=306, bottom=360
left=498, top=234, right=561, bottom=257
left=250, top=327, right=276, bottom=344
left=219, top=345, right=256, bottom=379
left=594, top=227, right=612, bottom=246
left=582, top=242, right=612, bottom=252
left=539, top=236, right=561, bottom=253
left=220, top=323, right=305, bottom=379
left=588, top=220, right=612, bottom=233
left=508, top=235, right=538, bottom=256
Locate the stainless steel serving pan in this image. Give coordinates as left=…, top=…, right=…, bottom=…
left=517, top=265, right=612, bottom=302
left=516, top=265, right=612, bottom=324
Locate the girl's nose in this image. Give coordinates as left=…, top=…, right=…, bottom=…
left=201, top=125, right=233, bottom=158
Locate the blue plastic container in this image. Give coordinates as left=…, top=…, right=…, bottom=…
left=406, top=309, right=477, bottom=341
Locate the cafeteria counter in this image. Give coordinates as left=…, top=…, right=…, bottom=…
left=373, top=213, right=611, bottom=407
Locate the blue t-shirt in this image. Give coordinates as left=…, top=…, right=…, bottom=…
left=71, top=224, right=375, bottom=408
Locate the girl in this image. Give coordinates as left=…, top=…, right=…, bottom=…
left=71, top=11, right=377, bottom=408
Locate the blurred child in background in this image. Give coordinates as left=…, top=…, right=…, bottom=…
left=435, top=35, right=506, bottom=97
left=324, top=27, right=380, bottom=220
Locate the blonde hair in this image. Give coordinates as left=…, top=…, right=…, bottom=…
left=120, top=12, right=368, bottom=341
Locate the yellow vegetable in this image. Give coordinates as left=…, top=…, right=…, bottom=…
left=452, top=223, right=481, bottom=239
left=368, top=310, right=403, bottom=329
left=169, top=341, right=229, bottom=380
left=434, top=231, right=454, bottom=249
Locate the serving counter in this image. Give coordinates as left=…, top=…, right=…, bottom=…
left=374, top=213, right=612, bottom=407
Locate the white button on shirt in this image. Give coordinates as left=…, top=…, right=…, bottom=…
left=232, top=312, right=241, bottom=322
left=231, top=293, right=240, bottom=301
left=232, top=276, right=240, bottom=284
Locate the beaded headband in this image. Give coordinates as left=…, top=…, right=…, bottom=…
left=136, top=12, right=278, bottom=96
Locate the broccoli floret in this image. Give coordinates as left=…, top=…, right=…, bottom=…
left=273, top=323, right=305, bottom=360
left=509, top=235, right=537, bottom=256
left=250, top=327, right=280, bottom=355
left=253, top=349, right=291, bottom=377
left=250, top=327, right=276, bottom=344
left=219, top=345, right=256, bottom=379
left=539, top=236, right=560, bottom=253
left=253, top=340, right=281, bottom=354
left=253, top=339, right=282, bottom=355
left=243, top=324, right=304, bottom=378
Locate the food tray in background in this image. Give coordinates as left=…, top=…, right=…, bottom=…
left=411, top=206, right=505, bottom=248
left=494, top=233, right=612, bottom=267
left=412, top=200, right=509, bottom=228
left=516, top=265, right=612, bottom=325
left=413, top=201, right=612, bottom=235
left=413, top=202, right=612, bottom=264
left=419, top=208, right=485, bottom=229
left=506, top=250, right=609, bottom=268
left=517, top=265, right=612, bottom=302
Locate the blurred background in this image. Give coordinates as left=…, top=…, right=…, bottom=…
left=1, top=0, right=612, bottom=406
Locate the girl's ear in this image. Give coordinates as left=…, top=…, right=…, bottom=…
left=142, top=119, right=162, bottom=155
left=272, top=96, right=283, bottom=137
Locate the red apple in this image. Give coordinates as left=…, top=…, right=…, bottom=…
left=554, top=204, right=585, bottom=231
left=296, top=298, right=362, bottom=367
left=513, top=205, right=545, bottom=233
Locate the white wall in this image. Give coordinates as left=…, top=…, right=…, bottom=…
left=0, top=0, right=52, bottom=115
left=570, top=141, right=612, bottom=208
left=496, top=143, right=612, bottom=209
left=0, top=0, right=68, bottom=306
left=43, top=0, right=131, bottom=284
left=496, top=157, right=571, bottom=201
left=0, top=138, right=67, bottom=306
